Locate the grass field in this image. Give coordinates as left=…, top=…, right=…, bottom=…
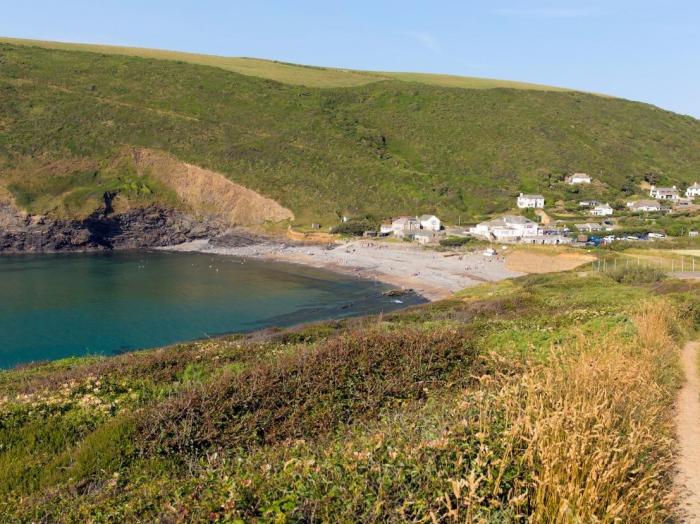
left=2, top=41, right=700, bottom=224
left=0, top=270, right=698, bottom=521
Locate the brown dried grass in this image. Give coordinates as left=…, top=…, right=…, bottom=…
left=438, top=299, right=682, bottom=523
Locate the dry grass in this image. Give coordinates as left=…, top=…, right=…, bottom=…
left=437, top=299, right=681, bottom=522
left=505, top=247, right=596, bottom=274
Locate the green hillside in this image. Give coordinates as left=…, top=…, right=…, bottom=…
left=1, top=41, right=699, bottom=224
left=0, top=37, right=573, bottom=91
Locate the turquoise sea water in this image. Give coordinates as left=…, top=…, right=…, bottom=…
left=0, top=251, right=424, bottom=369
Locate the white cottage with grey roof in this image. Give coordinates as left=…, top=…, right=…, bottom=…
left=517, top=193, right=545, bottom=209
left=470, top=215, right=539, bottom=240
left=649, top=185, right=680, bottom=201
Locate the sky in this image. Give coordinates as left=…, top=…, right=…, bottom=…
left=1, top=1, right=699, bottom=117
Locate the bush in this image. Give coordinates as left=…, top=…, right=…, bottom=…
left=140, top=326, right=478, bottom=454
left=331, top=218, right=378, bottom=236
left=439, top=236, right=473, bottom=247
left=607, top=266, right=666, bottom=284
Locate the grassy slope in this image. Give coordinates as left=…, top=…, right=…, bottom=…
left=1, top=42, right=700, bottom=224
left=0, top=37, right=573, bottom=91
left=0, top=271, right=698, bottom=521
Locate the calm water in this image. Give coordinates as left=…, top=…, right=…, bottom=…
left=0, top=251, right=424, bottom=368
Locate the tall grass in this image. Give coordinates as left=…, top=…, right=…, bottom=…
left=438, top=299, right=682, bottom=522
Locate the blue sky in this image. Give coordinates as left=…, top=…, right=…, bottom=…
left=2, top=1, right=699, bottom=117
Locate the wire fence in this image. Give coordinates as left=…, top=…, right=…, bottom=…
left=591, top=256, right=698, bottom=273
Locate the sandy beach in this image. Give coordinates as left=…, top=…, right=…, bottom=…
left=163, top=238, right=524, bottom=301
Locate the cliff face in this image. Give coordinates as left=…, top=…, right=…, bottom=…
left=0, top=201, right=223, bottom=253
left=132, top=149, right=295, bottom=227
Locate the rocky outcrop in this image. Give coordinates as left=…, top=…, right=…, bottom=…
left=0, top=201, right=224, bottom=253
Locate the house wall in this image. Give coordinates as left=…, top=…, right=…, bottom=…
left=517, top=197, right=545, bottom=209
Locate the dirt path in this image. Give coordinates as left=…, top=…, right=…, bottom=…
left=676, top=341, right=700, bottom=522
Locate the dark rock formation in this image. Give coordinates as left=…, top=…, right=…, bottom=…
left=0, top=202, right=225, bottom=253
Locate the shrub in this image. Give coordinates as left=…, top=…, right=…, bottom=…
left=607, top=266, right=666, bottom=284
left=140, top=326, right=479, bottom=454
left=439, top=236, right=473, bottom=247
left=331, top=218, right=378, bottom=236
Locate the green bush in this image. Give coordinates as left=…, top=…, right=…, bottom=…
left=331, top=218, right=378, bottom=236
left=606, top=266, right=666, bottom=284
left=439, top=236, right=473, bottom=247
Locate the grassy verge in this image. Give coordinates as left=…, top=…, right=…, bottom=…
left=0, top=271, right=698, bottom=521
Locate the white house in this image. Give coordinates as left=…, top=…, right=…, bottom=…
left=627, top=200, right=662, bottom=213
left=590, top=203, right=613, bottom=217
left=575, top=223, right=604, bottom=233
left=566, top=173, right=591, bottom=185
left=686, top=182, right=700, bottom=199
left=649, top=185, right=680, bottom=201
left=379, top=223, right=393, bottom=235
left=517, top=193, right=545, bottom=209
left=391, top=216, right=420, bottom=237
left=579, top=200, right=601, bottom=208
left=419, top=214, right=441, bottom=231
left=413, top=231, right=436, bottom=245
left=470, top=215, right=539, bottom=241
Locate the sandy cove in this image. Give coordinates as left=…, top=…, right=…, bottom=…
left=162, top=238, right=524, bottom=301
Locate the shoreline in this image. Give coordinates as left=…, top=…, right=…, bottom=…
left=161, top=237, right=524, bottom=301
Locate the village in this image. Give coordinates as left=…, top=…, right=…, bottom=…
left=351, top=174, right=700, bottom=247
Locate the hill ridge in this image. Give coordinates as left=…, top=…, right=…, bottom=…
left=0, top=36, right=575, bottom=92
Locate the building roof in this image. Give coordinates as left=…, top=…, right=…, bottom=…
left=518, top=193, right=545, bottom=199
left=393, top=216, right=419, bottom=222
left=481, top=215, right=537, bottom=228
left=594, top=203, right=612, bottom=209
left=651, top=186, right=679, bottom=193
left=629, top=199, right=661, bottom=208
left=688, top=182, right=700, bottom=189
left=419, top=214, right=438, bottom=221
